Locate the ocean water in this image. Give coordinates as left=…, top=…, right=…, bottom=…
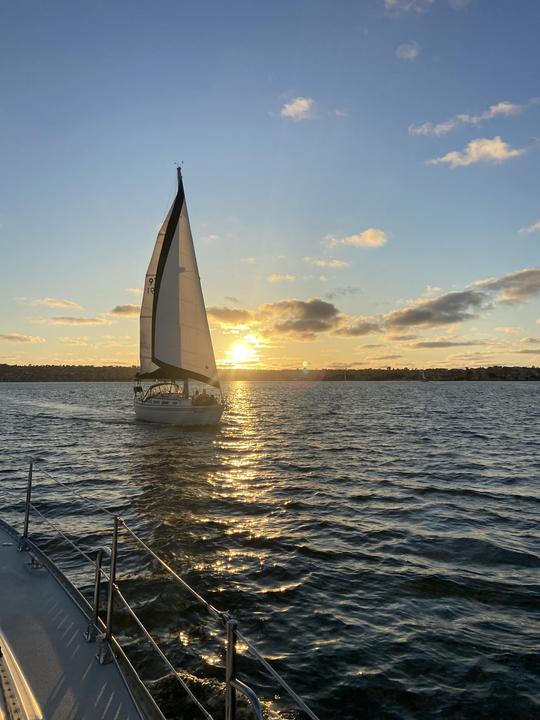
left=0, top=380, right=539, bottom=719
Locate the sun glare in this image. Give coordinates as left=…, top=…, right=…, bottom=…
left=224, top=340, right=261, bottom=367
left=227, top=341, right=257, bottom=367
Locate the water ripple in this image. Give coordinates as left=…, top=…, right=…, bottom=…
left=1, top=380, right=539, bottom=719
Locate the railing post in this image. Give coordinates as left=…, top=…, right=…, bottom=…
left=18, top=461, right=33, bottom=551
left=225, top=617, right=238, bottom=720
left=85, top=548, right=104, bottom=642
left=106, top=516, right=119, bottom=642
left=97, top=516, right=119, bottom=664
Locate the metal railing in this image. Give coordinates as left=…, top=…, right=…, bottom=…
left=1, top=457, right=319, bottom=720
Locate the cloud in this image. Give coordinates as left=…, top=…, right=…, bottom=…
left=410, top=100, right=528, bottom=136
left=126, top=287, right=142, bottom=295
left=304, top=257, right=349, bottom=268
left=0, top=333, right=46, bottom=343
left=31, top=297, right=83, bottom=309
left=385, top=289, right=488, bottom=329
left=495, top=326, right=523, bottom=334
left=326, top=228, right=388, bottom=248
left=280, top=97, right=315, bottom=121
left=476, top=268, right=540, bottom=304
left=60, top=336, right=89, bottom=346
left=325, top=286, right=362, bottom=300
left=110, top=304, right=140, bottom=316
left=259, top=298, right=340, bottom=340
left=518, top=220, right=540, bottom=235
left=207, top=307, right=254, bottom=324
left=267, top=274, right=296, bottom=283
left=428, top=136, right=526, bottom=168
left=412, top=339, right=486, bottom=348
left=225, top=296, right=240, bottom=304
left=335, top=109, right=348, bottom=118
left=35, top=316, right=111, bottom=326
left=396, top=42, right=420, bottom=62
left=240, top=257, right=256, bottom=264
left=384, top=0, right=434, bottom=13
left=513, top=348, right=540, bottom=355
left=387, top=333, right=418, bottom=341
left=520, top=337, right=540, bottom=345
left=332, top=317, right=381, bottom=337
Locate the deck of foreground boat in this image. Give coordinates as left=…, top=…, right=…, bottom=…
left=0, top=521, right=148, bottom=720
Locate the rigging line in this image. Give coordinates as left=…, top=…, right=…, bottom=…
left=114, top=586, right=215, bottom=720
left=120, top=522, right=224, bottom=623
left=236, top=630, right=320, bottom=720
left=29, top=503, right=97, bottom=568
left=35, top=465, right=116, bottom=518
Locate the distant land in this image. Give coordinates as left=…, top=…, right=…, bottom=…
left=0, top=364, right=538, bottom=382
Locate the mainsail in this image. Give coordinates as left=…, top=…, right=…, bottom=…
left=138, top=169, right=219, bottom=386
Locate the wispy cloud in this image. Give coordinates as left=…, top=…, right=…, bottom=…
left=410, top=100, right=530, bottom=136
left=280, top=97, right=315, bottom=121
left=33, top=316, right=112, bottom=326
left=475, top=268, right=540, bottom=304
left=495, top=326, right=523, bottom=334
left=304, top=257, right=349, bottom=269
left=428, top=136, right=526, bottom=168
left=266, top=274, right=296, bottom=283
left=110, top=304, right=140, bottom=316
left=0, top=332, right=46, bottom=343
left=60, top=336, right=89, bottom=346
left=384, top=0, right=434, bottom=13
left=126, top=287, right=142, bottom=296
left=17, top=297, right=83, bottom=309
left=396, top=42, right=420, bottom=62
left=412, top=339, right=486, bottom=348
left=325, top=286, right=362, bottom=300
left=326, top=228, right=388, bottom=248
left=385, top=290, right=489, bottom=329
left=518, top=220, right=540, bottom=235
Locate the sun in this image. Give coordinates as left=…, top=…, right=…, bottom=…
left=226, top=341, right=257, bottom=367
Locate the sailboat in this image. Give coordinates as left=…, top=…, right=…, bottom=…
left=134, top=168, right=224, bottom=425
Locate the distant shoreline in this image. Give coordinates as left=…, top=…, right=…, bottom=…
left=0, top=364, right=538, bottom=382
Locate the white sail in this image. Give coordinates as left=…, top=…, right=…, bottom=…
left=139, top=171, right=219, bottom=386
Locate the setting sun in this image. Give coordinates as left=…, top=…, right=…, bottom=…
left=224, top=340, right=260, bottom=367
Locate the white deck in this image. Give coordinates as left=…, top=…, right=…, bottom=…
left=0, top=523, right=148, bottom=720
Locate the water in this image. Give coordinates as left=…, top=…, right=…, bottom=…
left=1, top=381, right=539, bottom=719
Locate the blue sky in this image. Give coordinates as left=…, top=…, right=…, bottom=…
left=1, top=0, right=539, bottom=369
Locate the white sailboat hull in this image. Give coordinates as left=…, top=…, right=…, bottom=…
left=134, top=398, right=223, bottom=426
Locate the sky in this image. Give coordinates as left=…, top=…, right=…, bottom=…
left=0, top=0, right=539, bottom=370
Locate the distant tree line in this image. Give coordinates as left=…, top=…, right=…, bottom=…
left=0, top=364, right=538, bottom=382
